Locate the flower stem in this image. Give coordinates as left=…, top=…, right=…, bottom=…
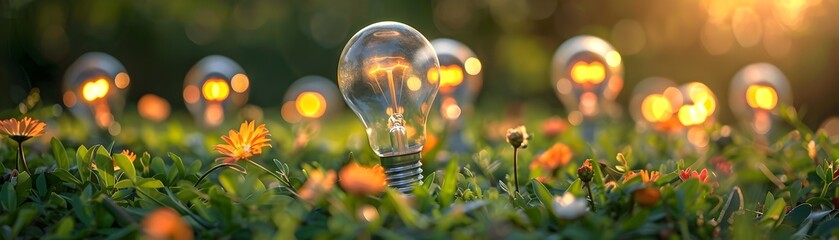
left=513, top=148, right=520, bottom=193
left=194, top=163, right=247, bottom=187
left=585, top=182, right=596, bottom=212
left=244, top=159, right=302, bottom=199
left=16, top=142, right=29, bottom=173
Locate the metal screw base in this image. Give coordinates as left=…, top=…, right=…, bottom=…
left=381, top=152, right=423, bottom=193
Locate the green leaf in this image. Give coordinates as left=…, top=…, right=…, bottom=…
left=566, top=178, right=585, bottom=196
left=440, top=159, right=459, bottom=207
left=783, top=204, right=811, bottom=226
left=54, top=216, right=75, bottom=236
left=168, top=152, right=186, bottom=179
left=814, top=219, right=839, bottom=238
left=52, top=169, right=82, bottom=186
left=14, top=171, right=32, bottom=203
left=114, top=154, right=136, bottom=182
left=115, top=179, right=134, bottom=188
left=11, top=206, right=37, bottom=238
left=531, top=179, right=553, bottom=210
left=51, top=137, right=70, bottom=170
left=136, top=178, right=165, bottom=189
left=78, top=145, right=92, bottom=182
left=94, top=146, right=116, bottom=188
left=760, top=198, right=786, bottom=227
left=1, top=182, right=16, bottom=211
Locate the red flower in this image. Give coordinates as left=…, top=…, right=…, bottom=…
left=711, top=156, right=732, bottom=175
left=679, top=168, right=710, bottom=183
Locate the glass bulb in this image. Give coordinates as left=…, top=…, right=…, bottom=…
left=429, top=38, right=482, bottom=152
left=729, top=63, right=792, bottom=135
left=338, top=21, right=439, bottom=193
left=551, top=35, right=624, bottom=120
left=282, top=75, right=342, bottom=123
left=63, top=52, right=130, bottom=136
left=183, top=55, right=250, bottom=129
left=629, top=77, right=682, bottom=132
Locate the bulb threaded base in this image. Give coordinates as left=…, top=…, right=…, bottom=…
left=381, top=152, right=423, bottom=193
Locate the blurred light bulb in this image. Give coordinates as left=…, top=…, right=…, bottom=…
left=338, top=21, right=439, bottom=193
left=282, top=76, right=342, bottom=122
left=184, top=55, right=250, bottom=129
left=430, top=38, right=483, bottom=152
left=629, top=77, right=682, bottom=132
left=730, top=63, right=792, bottom=135
left=552, top=36, right=623, bottom=141
left=677, top=82, right=717, bottom=127
left=63, top=52, right=129, bottom=133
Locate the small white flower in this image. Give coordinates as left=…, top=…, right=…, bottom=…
left=551, top=192, right=588, bottom=219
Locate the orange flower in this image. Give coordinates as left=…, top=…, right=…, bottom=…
left=298, top=169, right=337, bottom=202
left=0, top=117, right=46, bottom=142
left=339, top=162, right=387, bottom=196
left=530, top=143, right=573, bottom=172
left=142, top=208, right=194, bottom=240
left=214, top=121, right=272, bottom=163
left=625, top=170, right=660, bottom=184
left=541, top=116, right=568, bottom=139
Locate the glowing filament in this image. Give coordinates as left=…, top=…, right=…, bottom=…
left=570, top=61, right=606, bottom=84
left=82, top=78, right=110, bottom=102
left=367, top=57, right=410, bottom=115
left=641, top=94, right=673, bottom=122
left=296, top=91, right=327, bottom=119
left=202, top=78, right=230, bottom=102
left=427, top=65, right=464, bottom=90
left=746, top=84, right=778, bottom=110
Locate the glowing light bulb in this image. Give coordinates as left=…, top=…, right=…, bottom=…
left=282, top=76, right=342, bottom=122
left=677, top=82, right=717, bottom=127
left=552, top=36, right=623, bottom=141
left=184, top=55, right=250, bottom=128
left=429, top=38, right=483, bottom=153
left=63, top=52, right=130, bottom=133
left=629, top=77, right=682, bottom=132
left=338, top=21, right=439, bottom=193
left=730, top=63, right=792, bottom=135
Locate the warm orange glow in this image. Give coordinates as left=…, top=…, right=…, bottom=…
left=63, top=91, right=77, bottom=107
left=441, top=98, right=462, bottom=120
left=427, top=65, right=464, bottom=92
left=688, top=85, right=716, bottom=117
left=82, top=78, right=110, bottom=102
left=678, top=105, right=707, bottom=126
left=746, top=84, right=778, bottom=110
left=231, top=73, right=249, bottom=93
left=115, top=72, right=130, bottom=89
left=202, top=78, right=230, bottom=102
left=138, top=94, right=171, bottom=122
left=183, top=85, right=200, bottom=104
left=94, top=103, right=113, bottom=128
left=570, top=61, right=606, bottom=84
left=641, top=94, right=674, bottom=122
left=367, top=57, right=410, bottom=112
left=464, top=57, right=482, bottom=75
left=281, top=101, right=302, bottom=123
left=205, top=103, right=224, bottom=127
left=579, top=92, right=598, bottom=116
left=407, top=76, right=422, bottom=91
left=295, top=92, right=327, bottom=119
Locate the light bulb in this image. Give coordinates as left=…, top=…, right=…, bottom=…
left=429, top=38, right=482, bottom=152
left=183, top=55, right=250, bottom=129
left=629, top=77, right=682, bottom=132
left=338, top=21, right=440, bottom=193
left=729, top=63, right=792, bottom=135
left=551, top=36, right=623, bottom=141
left=63, top=52, right=130, bottom=135
left=281, top=75, right=342, bottom=123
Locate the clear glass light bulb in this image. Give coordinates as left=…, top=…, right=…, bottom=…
left=729, top=63, right=792, bottom=135
left=281, top=75, right=342, bottom=123
left=338, top=21, right=440, bottom=193
left=63, top=52, right=130, bottom=137
left=551, top=36, right=623, bottom=141
left=429, top=38, right=482, bottom=152
left=183, top=55, right=250, bottom=129
left=628, top=77, right=682, bottom=132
